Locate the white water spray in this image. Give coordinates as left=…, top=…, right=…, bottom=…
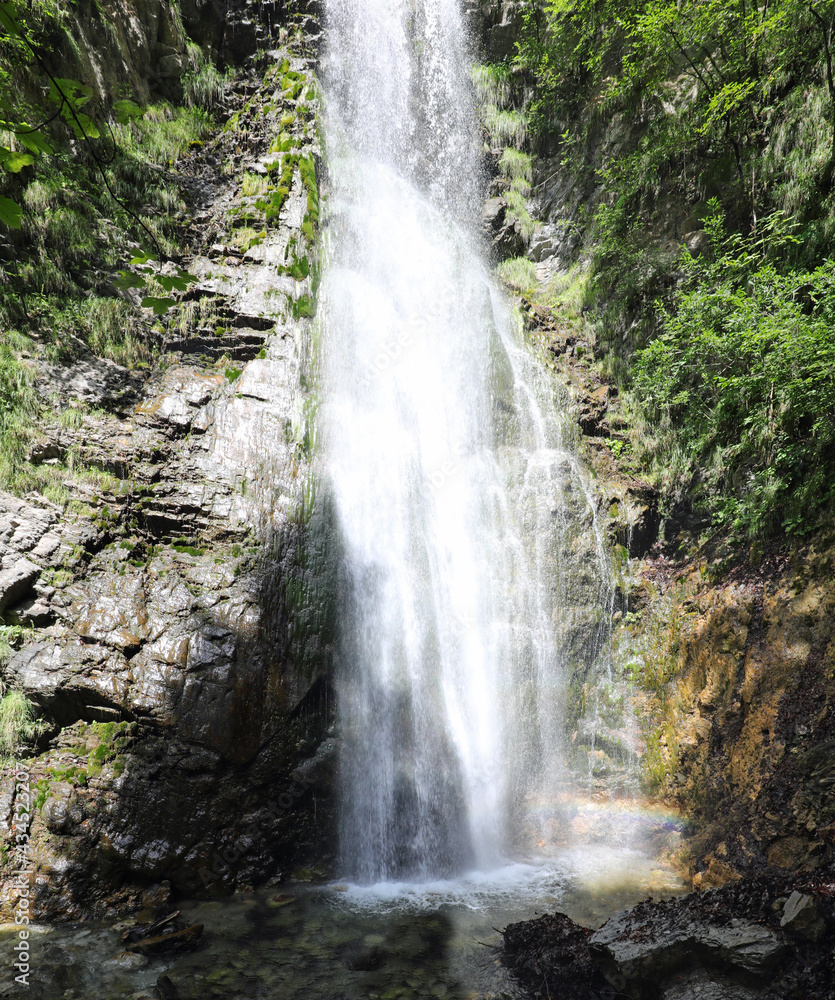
left=319, top=0, right=615, bottom=883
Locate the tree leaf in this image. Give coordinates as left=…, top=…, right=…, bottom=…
left=0, top=3, right=22, bottom=38
left=113, top=99, right=144, bottom=125
left=114, top=270, right=147, bottom=291
left=141, top=296, right=176, bottom=315
left=0, top=148, right=34, bottom=172
left=16, top=130, right=54, bottom=155
left=158, top=270, right=198, bottom=293
left=0, top=196, right=22, bottom=229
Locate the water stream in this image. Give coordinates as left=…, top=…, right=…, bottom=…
left=320, top=0, right=619, bottom=883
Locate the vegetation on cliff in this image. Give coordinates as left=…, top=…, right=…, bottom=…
left=516, top=0, right=835, bottom=544
left=0, top=0, right=216, bottom=497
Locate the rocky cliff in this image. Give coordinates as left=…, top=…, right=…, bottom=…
left=0, top=0, right=332, bottom=921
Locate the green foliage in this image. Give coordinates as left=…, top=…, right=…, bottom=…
left=112, top=102, right=212, bottom=167
left=0, top=341, right=35, bottom=488
left=517, top=0, right=835, bottom=543
left=483, top=107, right=527, bottom=148
left=291, top=293, right=314, bottom=319
left=471, top=63, right=513, bottom=108
left=182, top=41, right=228, bottom=111
left=0, top=690, right=43, bottom=758
left=497, top=256, right=538, bottom=294
left=635, top=203, right=835, bottom=539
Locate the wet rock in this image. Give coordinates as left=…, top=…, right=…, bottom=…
left=141, top=881, right=173, bottom=910
left=42, top=785, right=87, bottom=834
left=104, top=950, right=149, bottom=970
left=590, top=907, right=788, bottom=994
left=502, top=911, right=609, bottom=1000
left=6, top=640, right=130, bottom=724
left=0, top=556, right=41, bottom=614
left=661, top=968, right=759, bottom=1000
left=780, top=890, right=825, bottom=942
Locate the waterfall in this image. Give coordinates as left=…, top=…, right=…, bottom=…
left=319, top=0, right=615, bottom=884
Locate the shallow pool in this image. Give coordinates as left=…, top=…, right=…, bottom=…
left=0, top=840, right=685, bottom=1000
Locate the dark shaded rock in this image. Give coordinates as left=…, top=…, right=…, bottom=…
left=626, top=490, right=661, bottom=558
left=483, top=195, right=525, bottom=260
left=589, top=909, right=788, bottom=995
left=504, top=875, right=835, bottom=1000
left=780, top=890, right=826, bottom=942
left=502, top=911, right=610, bottom=1000
left=661, top=968, right=759, bottom=999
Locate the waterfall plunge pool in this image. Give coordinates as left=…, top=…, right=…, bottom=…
left=0, top=832, right=686, bottom=999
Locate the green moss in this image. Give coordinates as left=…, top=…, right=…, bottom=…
left=173, top=544, right=205, bottom=557
left=33, top=779, right=50, bottom=811
left=291, top=294, right=314, bottom=320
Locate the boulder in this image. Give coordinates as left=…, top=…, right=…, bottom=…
left=590, top=907, right=789, bottom=997
left=780, top=890, right=826, bottom=942
left=0, top=556, right=41, bottom=615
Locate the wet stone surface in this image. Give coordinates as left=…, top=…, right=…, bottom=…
left=501, top=871, right=835, bottom=1000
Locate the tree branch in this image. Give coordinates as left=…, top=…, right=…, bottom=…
left=669, top=27, right=715, bottom=95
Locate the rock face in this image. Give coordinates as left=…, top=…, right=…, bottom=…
left=0, top=12, right=332, bottom=921
left=503, top=875, right=835, bottom=1000
left=779, top=890, right=826, bottom=942
left=589, top=908, right=787, bottom=996
left=625, top=538, right=835, bottom=885
left=40, top=0, right=302, bottom=111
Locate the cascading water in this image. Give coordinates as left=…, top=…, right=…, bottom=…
left=319, top=0, right=616, bottom=884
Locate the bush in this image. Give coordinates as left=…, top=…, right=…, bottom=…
left=634, top=203, right=835, bottom=540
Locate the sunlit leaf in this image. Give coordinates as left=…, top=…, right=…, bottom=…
left=0, top=148, right=34, bottom=172
left=141, top=296, right=177, bottom=315
left=0, top=196, right=22, bottom=229
left=114, top=270, right=147, bottom=291
left=16, top=130, right=53, bottom=155
left=113, top=99, right=144, bottom=125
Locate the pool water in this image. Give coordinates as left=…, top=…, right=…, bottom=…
left=0, top=844, right=685, bottom=999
